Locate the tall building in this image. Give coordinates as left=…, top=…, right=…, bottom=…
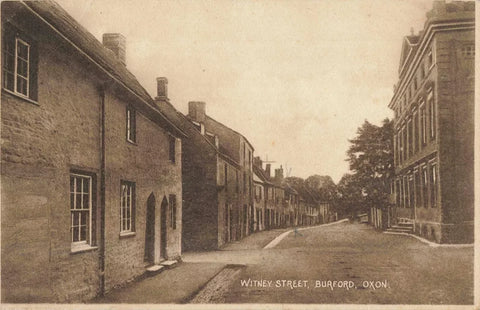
left=388, top=0, right=474, bottom=243
left=169, top=101, right=254, bottom=251
left=1, top=1, right=185, bottom=302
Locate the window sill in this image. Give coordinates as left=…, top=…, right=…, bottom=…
left=70, top=244, right=98, bottom=254
left=2, top=88, right=39, bottom=106
left=126, top=139, right=137, bottom=146
left=120, top=231, right=136, bottom=239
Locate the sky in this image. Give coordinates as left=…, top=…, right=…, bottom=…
left=56, top=0, right=433, bottom=182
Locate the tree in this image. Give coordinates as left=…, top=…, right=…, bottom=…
left=345, top=119, right=394, bottom=213
left=334, top=173, right=364, bottom=217
left=305, top=175, right=337, bottom=202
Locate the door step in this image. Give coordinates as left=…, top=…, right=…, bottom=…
left=387, top=224, right=414, bottom=234
left=145, top=264, right=165, bottom=276
left=160, top=260, right=178, bottom=268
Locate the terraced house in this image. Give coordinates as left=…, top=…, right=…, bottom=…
left=178, top=101, right=255, bottom=250
left=389, top=0, right=474, bottom=243
left=1, top=1, right=185, bottom=302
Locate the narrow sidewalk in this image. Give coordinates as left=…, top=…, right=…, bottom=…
left=93, top=262, right=225, bottom=304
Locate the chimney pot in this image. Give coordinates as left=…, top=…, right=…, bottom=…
left=102, top=33, right=126, bottom=65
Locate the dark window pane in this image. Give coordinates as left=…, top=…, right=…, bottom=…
left=17, top=42, right=28, bottom=59
left=83, top=194, right=89, bottom=209
left=80, top=225, right=87, bottom=241
left=3, top=71, right=14, bottom=91
left=83, top=178, right=89, bottom=193
left=16, top=76, right=27, bottom=95
left=17, top=59, right=28, bottom=77
left=76, top=194, right=82, bottom=210
left=70, top=193, right=75, bottom=209
left=76, top=177, right=82, bottom=193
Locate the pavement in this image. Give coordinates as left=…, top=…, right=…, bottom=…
left=92, top=221, right=474, bottom=305
left=93, top=262, right=225, bottom=303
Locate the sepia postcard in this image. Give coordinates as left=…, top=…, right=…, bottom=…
left=0, top=0, right=478, bottom=309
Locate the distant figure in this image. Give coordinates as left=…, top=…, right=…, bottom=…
left=294, top=227, right=303, bottom=237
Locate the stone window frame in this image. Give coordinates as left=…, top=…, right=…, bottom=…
left=169, top=194, right=177, bottom=230
left=2, top=24, right=38, bottom=104
left=427, top=46, right=435, bottom=71
left=419, top=100, right=427, bottom=147
left=120, top=180, right=136, bottom=235
left=70, top=172, right=96, bottom=252
left=429, top=160, right=438, bottom=208
left=427, top=88, right=436, bottom=141
left=421, top=164, right=428, bottom=208
left=126, top=106, right=136, bottom=143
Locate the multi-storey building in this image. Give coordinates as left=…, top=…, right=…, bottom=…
left=388, top=0, right=474, bottom=243
left=253, top=158, right=270, bottom=232
left=1, top=1, right=185, bottom=302
left=181, top=101, right=254, bottom=249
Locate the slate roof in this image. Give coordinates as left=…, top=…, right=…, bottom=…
left=22, top=0, right=185, bottom=137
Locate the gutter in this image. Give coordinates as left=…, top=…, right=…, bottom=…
left=20, top=1, right=187, bottom=139
left=99, top=89, right=106, bottom=296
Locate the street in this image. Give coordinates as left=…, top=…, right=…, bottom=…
left=184, top=221, right=474, bottom=304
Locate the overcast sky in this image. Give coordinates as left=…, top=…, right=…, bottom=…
left=56, top=0, right=433, bottom=182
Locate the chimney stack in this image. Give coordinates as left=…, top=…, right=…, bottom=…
left=156, top=77, right=169, bottom=102
left=253, top=156, right=262, bottom=168
left=102, top=33, right=126, bottom=65
left=188, top=101, right=206, bottom=123
left=275, top=165, right=284, bottom=181
left=265, top=164, right=271, bottom=178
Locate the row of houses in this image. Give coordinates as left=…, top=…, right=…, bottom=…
left=0, top=1, right=333, bottom=303
left=369, top=0, right=474, bottom=244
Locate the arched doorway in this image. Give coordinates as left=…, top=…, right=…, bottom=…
left=160, top=196, right=168, bottom=259
left=144, top=193, right=155, bottom=264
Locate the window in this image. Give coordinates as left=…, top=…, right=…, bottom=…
left=427, top=90, right=435, bottom=141
left=422, top=165, right=428, bottom=208
left=395, top=180, right=401, bottom=207
left=126, top=106, right=136, bottom=143
left=169, top=194, right=177, bottom=229
left=427, top=48, right=434, bottom=69
left=224, top=164, right=228, bottom=190
left=120, top=181, right=135, bottom=233
left=70, top=173, right=94, bottom=249
left=420, top=103, right=426, bottom=146
left=407, top=119, right=413, bottom=158
left=413, top=111, right=419, bottom=153
left=169, top=135, right=175, bottom=163
left=243, top=172, right=246, bottom=196
left=461, top=45, right=474, bottom=57
left=2, top=26, right=38, bottom=101
left=414, top=170, right=421, bottom=208
left=236, top=170, right=239, bottom=193
left=430, top=163, right=437, bottom=208
left=408, top=175, right=414, bottom=208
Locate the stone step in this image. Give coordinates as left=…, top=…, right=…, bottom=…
left=160, top=260, right=178, bottom=269
left=145, top=264, right=165, bottom=276
left=391, top=225, right=413, bottom=230
left=397, top=222, right=414, bottom=227
left=387, top=228, right=413, bottom=233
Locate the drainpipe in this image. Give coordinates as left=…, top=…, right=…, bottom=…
left=99, top=88, right=106, bottom=296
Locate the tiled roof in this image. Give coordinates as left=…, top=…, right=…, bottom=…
left=22, top=0, right=185, bottom=137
